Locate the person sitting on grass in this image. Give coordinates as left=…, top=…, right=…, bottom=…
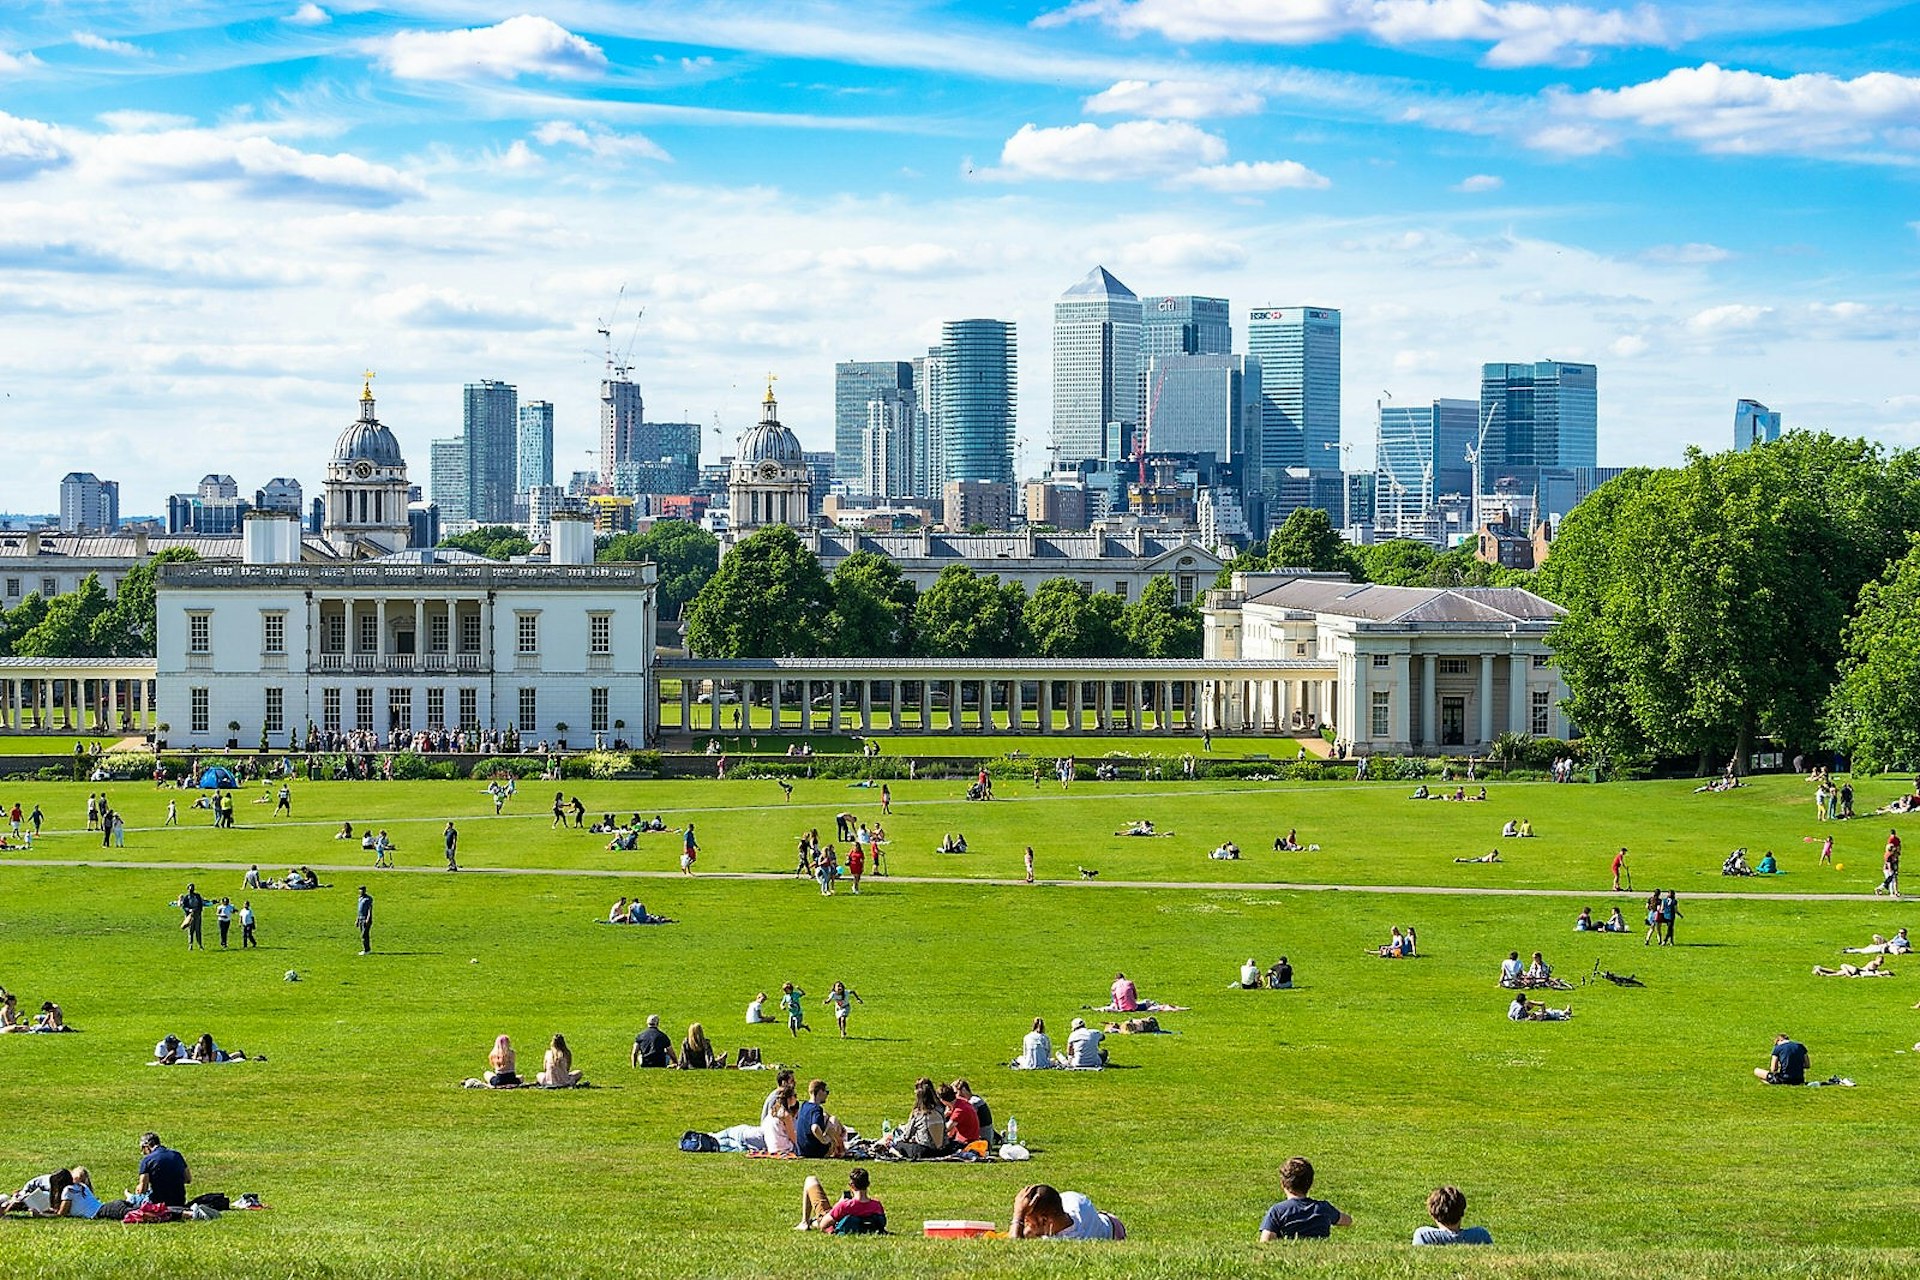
left=1508, top=993, right=1572, bottom=1021
left=1055, top=1018, right=1108, bottom=1069
left=609, top=897, right=629, bottom=924
left=1010, top=1184, right=1125, bottom=1239
left=51, top=1166, right=100, bottom=1219
left=1498, top=952, right=1523, bottom=986
left=1813, top=958, right=1893, bottom=977
left=1755, top=1033, right=1808, bottom=1085
left=888, top=1078, right=953, bottom=1159
left=1722, top=849, right=1753, bottom=876
left=33, top=1001, right=67, bottom=1032
left=939, top=1082, right=982, bottom=1150
left=1501, top=819, right=1519, bottom=838
left=1268, top=957, right=1293, bottom=989
left=1238, top=958, right=1262, bottom=989
left=1455, top=849, right=1502, bottom=864
left=1209, top=842, right=1241, bottom=860
left=1258, top=1156, right=1352, bottom=1240
left=1755, top=851, right=1780, bottom=875
left=1604, top=907, right=1630, bottom=933
left=1013, top=1017, right=1054, bottom=1070
left=747, top=992, right=771, bottom=1024
left=626, top=901, right=671, bottom=925
left=1575, top=908, right=1594, bottom=932
left=1373, top=927, right=1410, bottom=957
left=537, top=1033, right=584, bottom=1087
left=798, top=1166, right=885, bottom=1234
left=1412, top=1184, right=1493, bottom=1245
left=1411, top=785, right=1430, bottom=800
left=679, top=1022, right=727, bottom=1069
left=1844, top=928, right=1912, bottom=955
left=485, top=1035, right=520, bottom=1086
left=1110, top=972, right=1139, bottom=1012
left=1273, top=829, right=1302, bottom=852
left=335, top=821, right=354, bottom=840
left=794, top=1079, right=844, bottom=1158
left=1526, top=951, right=1553, bottom=981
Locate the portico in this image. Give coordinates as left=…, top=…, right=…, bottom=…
left=0, top=656, right=159, bottom=734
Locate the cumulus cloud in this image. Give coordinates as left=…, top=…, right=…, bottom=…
left=1044, top=0, right=1666, bottom=68
left=1453, top=173, right=1503, bottom=191
left=1609, top=333, right=1649, bottom=358
left=72, top=32, right=149, bottom=58
left=808, top=243, right=964, bottom=275
left=1570, top=63, right=1920, bottom=159
left=1120, top=230, right=1248, bottom=270
left=1686, top=302, right=1773, bottom=334
left=97, top=110, right=195, bottom=132
left=82, top=129, right=424, bottom=206
left=496, top=139, right=543, bottom=171
left=373, top=15, right=607, bottom=82
left=993, top=119, right=1227, bottom=181
left=1083, top=78, right=1264, bottom=119
left=368, top=284, right=565, bottom=330
left=0, top=111, right=72, bottom=179
left=286, top=3, right=331, bottom=24
left=1188, top=159, right=1330, bottom=191
left=531, top=121, right=670, bottom=163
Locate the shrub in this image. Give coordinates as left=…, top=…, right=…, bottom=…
left=386, top=752, right=432, bottom=781
left=563, top=751, right=640, bottom=781
left=94, top=750, right=159, bottom=781
left=469, top=756, right=550, bottom=780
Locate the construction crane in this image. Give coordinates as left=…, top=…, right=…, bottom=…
left=1465, top=398, right=1500, bottom=538
left=595, top=284, right=645, bottom=381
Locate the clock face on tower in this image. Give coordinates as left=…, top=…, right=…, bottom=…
left=758, top=461, right=779, bottom=480
left=354, top=461, right=374, bottom=479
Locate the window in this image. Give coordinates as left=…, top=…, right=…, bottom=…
left=322, top=687, right=341, bottom=732
left=264, top=687, right=284, bottom=733
left=1177, top=574, right=1197, bottom=604
left=516, top=613, right=539, bottom=654
left=1371, top=690, right=1390, bottom=738
left=388, top=687, right=411, bottom=730
left=429, top=614, right=449, bottom=654
left=459, top=688, right=478, bottom=730
left=41, top=577, right=56, bottom=597
left=1532, top=654, right=1551, bottom=668
left=358, top=614, right=378, bottom=653
left=1371, top=653, right=1390, bottom=668
left=190, top=688, right=209, bottom=734
left=1295, top=643, right=1308, bottom=656
left=1439, top=657, right=1470, bottom=676
left=5, top=579, right=18, bottom=598
left=355, top=687, right=374, bottom=729
left=188, top=613, right=210, bottom=654
left=1114, top=581, right=1129, bottom=600
left=518, top=687, right=537, bottom=730
left=325, top=615, right=345, bottom=653
left=262, top=612, right=285, bottom=654
left=426, top=687, right=445, bottom=726
left=460, top=614, right=481, bottom=653
left=591, top=687, right=609, bottom=733
left=589, top=614, right=611, bottom=654
left=1531, top=689, right=1551, bottom=736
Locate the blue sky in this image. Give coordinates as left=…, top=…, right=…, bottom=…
left=1, top=0, right=1917, bottom=511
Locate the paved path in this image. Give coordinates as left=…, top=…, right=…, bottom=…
left=0, top=855, right=1894, bottom=902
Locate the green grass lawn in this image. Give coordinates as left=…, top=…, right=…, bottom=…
left=2, top=773, right=1917, bottom=1278
left=0, top=735, right=122, bottom=756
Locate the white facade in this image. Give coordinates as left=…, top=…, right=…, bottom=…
left=728, top=387, right=812, bottom=531
left=155, top=556, right=658, bottom=749
left=1204, top=573, right=1571, bottom=751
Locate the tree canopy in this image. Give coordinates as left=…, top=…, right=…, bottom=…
left=827, top=552, right=917, bottom=657
left=683, top=525, right=833, bottom=657
left=439, top=525, right=533, bottom=561
left=1826, top=538, right=1920, bottom=773
left=0, top=546, right=201, bottom=659
left=599, top=521, right=720, bottom=619
left=1121, top=574, right=1202, bottom=659
left=913, top=565, right=1026, bottom=659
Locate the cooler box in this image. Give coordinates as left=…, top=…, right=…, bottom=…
left=923, top=1220, right=994, bottom=1238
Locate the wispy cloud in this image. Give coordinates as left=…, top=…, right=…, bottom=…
left=72, top=32, right=150, bottom=58
left=531, top=120, right=670, bottom=163
left=368, top=283, right=566, bottom=331
left=371, top=15, right=608, bottom=82
left=80, top=126, right=424, bottom=206
left=1454, top=173, right=1503, bottom=191
left=1084, top=78, right=1264, bottom=119
left=1641, top=241, right=1731, bottom=263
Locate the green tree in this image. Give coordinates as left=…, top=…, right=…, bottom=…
left=827, top=552, right=917, bottom=656
left=14, top=574, right=118, bottom=657
left=1024, top=579, right=1119, bottom=658
left=0, top=591, right=49, bottom=657
left=913, top=565, right=1025, bottom=658
left=1356, top=539, right=1439, bottom=586
left=439, top=525, right=533, bottom=561
left=103, top=546, right=200, bottom=655
left=1121, top=574, right=1202, bottom=658
left=683, top=525, right=832, bottom=657
left=1268, top=506, right=1361, bottom=576
left=599, top=520, right=720, bottom=619
left=1826, top=538, right=1920, bottom=772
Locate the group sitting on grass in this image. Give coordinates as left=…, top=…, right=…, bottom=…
left=1371, top=927, right=1419, bottom=958
left=1235, top=957, right=1293, bottom=989
left=1722, top=848, right=1780, bottom=876
left=936, top=833, right=969, bottom=854
left=0, top=990, right=69, bottom=1033
left=1500, top=819, right=1535, bottom=838
left=1208, top=841, right=1241, bottom=860
left=604, top=898, right=673, bottom=925
left=152, top=1033, right=254, bottom=1064
left=1507, top=993, right=1573, bottom=1021
left=1574, top=907, right=1631, bottom=932
left=2, top=1131, right=240, bottom=1222
left=470, top=1033, right=589, bottom=1087
left=1009, top=1015, right=1109, bottom=1069
left=1498, top=951, right=1565, bottom=988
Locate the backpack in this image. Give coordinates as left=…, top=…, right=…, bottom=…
left=678, top=1130, right=721, bottom=1154
left=827, top=1213, right=887, bottom=1235
left=190, top=1193, right=231, bottom=1211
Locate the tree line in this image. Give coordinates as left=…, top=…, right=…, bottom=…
left=0, top=547, right=198, bottom=659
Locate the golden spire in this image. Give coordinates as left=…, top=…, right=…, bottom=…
left=361, top=369, right=376, bottom=401
left=763, top=372, right=778, bottom=407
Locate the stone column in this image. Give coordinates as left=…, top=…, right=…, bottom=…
left=1422, top=653, right=1438, bottom=748
left=1478, top=654, right=1494, bottom=747
left=949, top=679, right=962, bottom=733
left=679, top=679, right=692, bottom=734
left=1068, top=681, right=1082, bottom=734
left=830, top=681, right=843, bottom=734
left=859, top=680, right=872, bottom=732
left=1009, top=677, right=1023, bottom=734
left=1510, top=650, right=1529, bottom=735
left=770, top=679, right=782, bottom=734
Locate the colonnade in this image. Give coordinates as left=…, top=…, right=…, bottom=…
left=677, top=674, right=1218, bottom=736
left=0, top=663, right=158, bottom=734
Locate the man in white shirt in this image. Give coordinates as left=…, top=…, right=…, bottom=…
left=1055, top=1018, right=1107, bottom=1069
left=1498, top=952, right=1523, bottom=986
left=1239, top=958, right=1261, bottom=989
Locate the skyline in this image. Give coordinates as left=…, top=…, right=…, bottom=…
left=1, top=1, right=1917, bottom=511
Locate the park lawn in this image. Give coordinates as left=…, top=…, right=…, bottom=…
left=0, top=735, right=120, bottom=756
left=4, top=773, right=1909, bottom=898
left=1, top=854, right=1917, bottom=1280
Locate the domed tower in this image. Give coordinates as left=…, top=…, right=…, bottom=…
left=728, top=381, right=812, bottom=531
left=323, top=373, right=413, bottom=556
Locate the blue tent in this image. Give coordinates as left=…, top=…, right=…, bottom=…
left=196, top=766, right=238, bottom=789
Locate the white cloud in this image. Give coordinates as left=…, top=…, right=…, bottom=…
left=1641, top=242, right=1730, bottom=264
left=286, top=3, right=331, bottom=25
left=0, top=51, right=42, bottom=76
left=97, top=110, right=195, bottom=133
left=808, top=244, right=965, bottom=275
left=1686, top=302, right=1773, bottom=334
left=81, top=129, right=424, bottom=206
left=72, top=32, right=149, bottom=58
left=1120, top=230, right=1248, bottom=270
left=497, top=139, right=543, bottom=171
left=1083, top=78, right=1264, bottom=119
left=531, top=121, right=670, bottom=163
left=992, top=119, right=1226, bottom=181
left=1609, top=333, right=1649, bottom=357
left=1572, top=63, right=1920, bottom=159
left=0, top=111, right=71, bottom=179
left=1453, top=173, right=1503, bottom=191
left=1188, top=159, right=1330, bottom=191
left=368, top=284, right=564, bottom=331
left=1526, top=122, right=1616, bottom=155
left=373, top=15, right=607, bottom=82
left=1047, top=0, right=1667, bottom=68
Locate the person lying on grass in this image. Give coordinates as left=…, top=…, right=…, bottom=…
left=1116, top=820, right=1158, bottom=837
left=1843, top=928, right=1911, bottom=954
left=1455, top=849, right=1502, bottom=864
left=1010, top=1184, right=1125, bottom=1239
left=1812, top=959, right=1893, bottom=977
left=1508, top=994, right=1572, bottom=1021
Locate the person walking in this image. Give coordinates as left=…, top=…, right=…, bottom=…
left=681, top=822, right=699, bottom=876
left=28, top=804, right=41, bottom=836
left=240, top=900, right=257, bottom=949
left=274, top=783, right=291, bottom=818
left=99, top=804, right=114, bottom=849
left=165, top=798, right=178, bottom=827
left=1878, top=829, right=1902, bottom=898
left=1025, top=844, right=1036, bottom=885
left=1642, top=889, right=1661, bottom=947
left=216, top=898, right=234, bottom=949
left=356, top=886, right=374, bottom=954
left=180, top=883, right=206, bottom=950
left=443, top=820, right=459, bottom=872
left=1820, top=835, right=1834, bottom=867
left=881, top=784, right=891, bottom=816
left=551, top=791, right=567, bottom=829
left=1659, top=891, right=1680, bottom=946
left=1611, top=847, right=1628, bottom=892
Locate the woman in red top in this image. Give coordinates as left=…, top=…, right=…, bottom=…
left=846, top=841, right=864, bottom=894
left=939, top=1082, right=980, bottom=1149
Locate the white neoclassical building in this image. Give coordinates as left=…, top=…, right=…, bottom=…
left=727, top=384, right=813, bottom=532
left=1203, top=573, right=1571, bottom=752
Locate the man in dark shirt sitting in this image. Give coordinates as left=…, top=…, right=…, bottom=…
left=794, top=1079, right=843, bottom=1158
left=631, top=1014, right=675, bottom=1068
left=1259, top=1156, right=1353, bottom=1241
left=1755, top=1033, right=1809, bottom=1085
left=135, top=1132, right=191, bottom=1208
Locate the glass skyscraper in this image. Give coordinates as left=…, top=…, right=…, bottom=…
left=939, top=319, right=1016, bottom=485
left=599, top=376, right=643, bottom=481
left=1478, top=360, right=1597, bottom=469
left=1052, top=267, right=1141, bottom=466
left=1138, top=294, right=1230, bottom=428
left=1734, top=398, right=1781, bottom=451
left=517, top=401, right=554, bottom=495
left=1375, top=398, right=1478, bottom=542
left=429, top=437, right=469, bottom=525
left=463, top=379, right=519, bottom=524
left=1247, top=306, right=1341, bottom=494
left=834, top=361, right=914, bottom=482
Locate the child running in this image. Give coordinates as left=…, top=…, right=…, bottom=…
left=822, top=981, right=865, bottom=1039
left=780, top=982, right=809, bottom=1036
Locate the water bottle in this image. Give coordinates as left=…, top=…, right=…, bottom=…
left=882, top=1117, right=892, bottom=1139
left=1006, top=1116, right=1019, bottom=1145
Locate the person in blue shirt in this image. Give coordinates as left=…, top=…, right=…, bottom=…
left=356, top=887, right=373, bottom=955
left=1258, top=1157, right=1352, bottom=1241
left=1412, top=1185, right=1493, bottom=1245
left=1756, top=1033, right=1808, bottom=1085
left=135, top=1132, right=190, bottom=1208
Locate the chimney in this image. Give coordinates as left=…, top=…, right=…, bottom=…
left=549, top=511, right=594, bottom=566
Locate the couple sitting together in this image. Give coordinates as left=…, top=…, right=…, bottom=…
left=1236, top=957, right=1293, bottom=989
left=475, top=1034, right=586, bottom=1087
left=1500, top=819, right=1535, bottom=838
left=1013, top=1016, right=1108, bottom=1070
left=153, top=1033, right=253, bottom=1064
left=1372, top=927, right=1419, bottom=958
left=605, top=898, right=673, bottom=925
left=0, top=991, right=67, bottom=1033
left=1574, top=907, right=1630, bottom=932
left=795, top=1173, right=1122, bottom=1240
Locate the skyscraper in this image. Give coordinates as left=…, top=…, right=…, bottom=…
left=1478, top=361, right=1598, bottom=470
left=1138, top=295, right=1230, bottom=426
left=914, top=349, right=946, bottom=492
left=517, top=401, right=554, bottom=494
left=1247, top=306, right=1342, bottom=494
left=254, top=478, right=303, bottom=515
left=463, top=379, right=518, bottom=524
left=430, top=437, right=469, bottom=525
left=58, top=472, right=119, bottom=532
left=600, top=375, right=643, bottom=481
left=1375, top=398, right=1478, bottom=542
left=938, top=319, right=1017, bottom=485
left=861, top=395, right=921, bottom=499
left=1052, top=267, right=1141, bottom=466
left=612, top=421, right=703, bottom=495
left=1143, top=354, right=1262, bottom=465
left=1734, top=398, right=1782, bottom=451
left=835, top=361, right=914, bottom=483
